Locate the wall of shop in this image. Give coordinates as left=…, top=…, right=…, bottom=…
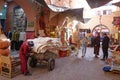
left=78, top=11, right=120, bottom=35
left=13, top=0, right=37, bottom=31
left=5, top=0, right=39, bottom=38
left=5, top=2, right=17, bottom=32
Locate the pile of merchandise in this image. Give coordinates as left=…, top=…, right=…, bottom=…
left=111, top=51, right=120, bottom=71
left=28, top=37, right=62, bottom=57
left=103, top=45, right=120, bottom=73
left=0, top=35, right=10, bottom=73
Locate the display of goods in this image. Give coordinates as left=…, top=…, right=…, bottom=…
left=0, top=56, right=1, bottom=73
left=106, top=58, right=112, bottom=65
left=0, top=40, right=10, bottom=49
left=116, top=46, right=120, bottom=51
left=112, top=51, right=120, bottom=64
left=111, top=61, right=120, bottom=71
left=0, top=49, right=10, bottom=56
left=110, top=45, right=117, bottom=50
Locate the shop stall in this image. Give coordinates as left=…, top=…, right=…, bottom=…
left=0, top=34, right=20, bottom=78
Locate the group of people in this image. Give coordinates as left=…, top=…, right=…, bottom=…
left=80, top=32, right=110, bottom=61
left=93, top=32, right=110, bottom=60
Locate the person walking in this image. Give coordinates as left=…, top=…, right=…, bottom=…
left=93, top=32, right=100, bottom=58
left=81, top=35, right=87, bottom=57
left=101, top=33, right=110, bottom=61
left=19, top=40, right=34, bottom=76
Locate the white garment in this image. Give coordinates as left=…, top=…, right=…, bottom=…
left=19, top=32, right=26, bottom=41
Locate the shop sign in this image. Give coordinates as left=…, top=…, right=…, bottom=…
left=27, top=21, right=34, bottom=27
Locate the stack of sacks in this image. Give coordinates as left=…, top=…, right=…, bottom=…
left=0, top=39, right=10, bottom=72
left=0, top=39, right=10, bottom=56
left=27, top=37, right=62, bottom=53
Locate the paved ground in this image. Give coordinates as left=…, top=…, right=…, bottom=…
left=0, top=47, right=120, bottom=80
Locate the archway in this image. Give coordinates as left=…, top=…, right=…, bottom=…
left=92, top=24, right=110, bottom=36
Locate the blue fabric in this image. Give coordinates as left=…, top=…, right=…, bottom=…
left=103, top=66, right=111, bottom=72
left=0, top=5, right=7, bottom=19
left=0, top=19, right=5, bottom=31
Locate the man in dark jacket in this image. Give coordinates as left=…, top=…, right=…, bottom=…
left=93, top=32, right=100, bottom=58
left=101, top=33, right=110, bottom=61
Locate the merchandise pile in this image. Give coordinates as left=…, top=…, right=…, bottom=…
left=111, top=51, right=120, bottom=71
left=103, top=44, right=120, bottom=74
left=0, top=34, right=10, bottom=73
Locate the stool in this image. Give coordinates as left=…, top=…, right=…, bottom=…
left=0, top=55, right=21, bottom=78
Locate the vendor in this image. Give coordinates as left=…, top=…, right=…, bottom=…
left=19, top=40, right=34, bottom=76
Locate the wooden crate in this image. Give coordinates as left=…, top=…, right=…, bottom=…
left=111, top=70, right=120, bottom=74
left=0, top=55, right=21, bottom=78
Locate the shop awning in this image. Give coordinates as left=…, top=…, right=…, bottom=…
left=112, top=2, right=120, bottom=7
left=35, top=0, right=69, bottom=12
left=49, top=8, right=84, bottom=22
left=61, top=8, right=84, bottom=22
left=36, top=0, right=84, bottom=22
left=86, top=0, right=111, bottom=8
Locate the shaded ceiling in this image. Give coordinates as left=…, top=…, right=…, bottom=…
left=62, top=8, right=84, bottom=22
left=35, top=0, right=120, bottom=23
left=112, top=2, right=120, bottom=6
left=36, top=0, right=113, bottom=10
left=86, top=0, right=112, bottom=8
left=36, top=0, right=84, bottom=22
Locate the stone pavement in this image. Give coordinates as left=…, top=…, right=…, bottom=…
left=0, top=47, right=120, bottom=80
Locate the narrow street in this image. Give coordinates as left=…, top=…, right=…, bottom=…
left=0, top=47, right=120, bottom=80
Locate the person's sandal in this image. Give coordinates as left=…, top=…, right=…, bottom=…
left=24, top=72, right=32, bottom=76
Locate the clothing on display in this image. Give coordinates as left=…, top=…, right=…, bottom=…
left=10, top=31, right=26, bottom=50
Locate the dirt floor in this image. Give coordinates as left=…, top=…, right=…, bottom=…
left=0, top=47, right=120, bottom=80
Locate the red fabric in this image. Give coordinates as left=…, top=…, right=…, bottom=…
left=19, top=41, right=30, bottom=74
left=39, top=17, right=45, bottom=30
left=69, top=37, right=72, bottom=45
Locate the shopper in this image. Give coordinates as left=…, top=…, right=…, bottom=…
left=93, top=32, right=100, bottom=58
left=69, top=35, right=72, bottom=45
left=81, top=34, right=87, bottom=57
left=19, top=40, right=34, bottom=76
left=101, top=33, right=110, bottom=61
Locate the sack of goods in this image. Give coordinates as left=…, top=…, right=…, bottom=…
left=0, top=39, right=10, bottom=49
left=0, top=39, right=10, bottom=56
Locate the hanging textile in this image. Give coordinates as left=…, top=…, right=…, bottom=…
left=0, top=19, right=5, bottom=31
left=0, top=5, right=7, bottom=19
left=39, top=13, right=45, bottom=30
left=0, top=4, right=7, bottom=31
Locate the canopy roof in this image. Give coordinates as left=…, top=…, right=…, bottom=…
left=35, top=0, right=120, bottom=23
